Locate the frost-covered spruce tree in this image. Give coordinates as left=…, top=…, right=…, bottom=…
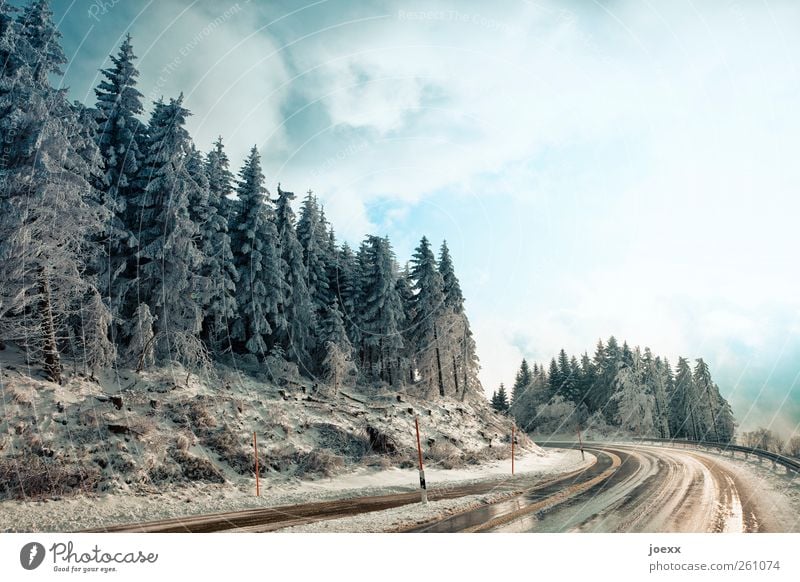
left=394, top=263, right=415, bottom=384
left=693, top=358, right=720, bottom=442
left=438, top=241, right=480, bottom=400
left=206, top=136, right=237, bottom=226
left=492, top=383, right=509, bottom=412
left=186, top=144, right=237, bottom=353
left=230, top=147, right=280, bottom=356
left=0, top=0, right=114, bottom=381
left=553, top=348, right=578, bottom=402
left=129, top=95, right=204, bottom=363
left=274, top=184, right=315, bottom=367
left=647, top=352, right=671, bottom=438
left=297, top=190, right=331, bottom=318
left=612, top=347, right=655, bottom=435
left=511, top=359, right=532, bottom=408
left=93, top=34, right=145, bottom=315
left=332, top=242, right=360, bottom=348
left=357, top=236, right=404, bottom=385
left=597, top=336, right=621, bottom=421
left=510, top=359, right=552, bottom=430
left=575, top=352, right=596, bottom=410
left=713, top=388, right=736, bottom=443
left=317, top=301, right=355, bottom=395
left=410, top=236, right=448, bottom=398
left=670, top=357, right=697, bottom=439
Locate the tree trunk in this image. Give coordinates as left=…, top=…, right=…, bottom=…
left=452, top=354, right=460, bottom=396
left=379, top=337, right=386, bottom=384
left=38, top=268, right=62, bottom=384
left=462, top=320, right=468, bottom=401
left=433, top=322, right=445, bottom=398
left=689, top=406, right=699, bottom=441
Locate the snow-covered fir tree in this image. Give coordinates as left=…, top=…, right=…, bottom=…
left=297, top=190, right=332, bottom=319
left=128, top=95, right=204, bottom=362
left=93, top=34, right=145, bottom=317
left=648, top=353, right=672, bottom=438
left=409, top=236, right=448, bottom=398
left=438, top=240, right=480, bottom=400
left=331, top=241, right=360, bottom=347
left=357, top=236, right=404, bottom=386
left=511, top=358, right=532, bottom=407
left=671, top=357, right=697, bottom=439
left=394, top=263, right=415, bottom=384
left=186, top=144, right=237, bottom=354
left=491, top=383, right=509, bottom=412
left=612, top=347, right=655, bottom=435
left=274, top=185, right=315, bottom=367
left=205, top=136, right=237, bottom=225
left=229, top=147, right=280, bottom=357
left=693, top=358, right=721, bottom=442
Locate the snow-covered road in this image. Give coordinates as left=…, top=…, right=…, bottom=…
left=413, top=443, right=799, bottom=533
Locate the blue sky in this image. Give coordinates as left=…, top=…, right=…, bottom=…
left=45, top=0, right=800, bottom=436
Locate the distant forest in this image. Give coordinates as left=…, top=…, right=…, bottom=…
left=493, top=337, right=736, bottom=443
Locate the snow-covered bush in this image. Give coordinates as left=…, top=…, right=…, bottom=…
left=294, top=448, right=345, bottom=478
left=0, top=456, right=101, bottom=500
left=427, top=441, right=463, bottom=469
left=532, top=395, right=579, bottom=435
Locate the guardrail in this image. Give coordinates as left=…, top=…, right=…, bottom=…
left=629, top=436, right=800, bottom=474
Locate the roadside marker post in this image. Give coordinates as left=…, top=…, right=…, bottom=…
left=511, top=424, right=515, bottom=476
left=253, top=431, right=260, bottom=497
left=415, top=416, right=428, bottom=504
left=577, top=424, right=585, bottom=461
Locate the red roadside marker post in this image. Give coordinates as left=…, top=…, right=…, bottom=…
left=415, top=415, right=428, bottom=504
left=577, top=424, right=585, bottom=461
left=253, top=431, right=260, bottom=497
left=511, top=423, right=515, bottom=476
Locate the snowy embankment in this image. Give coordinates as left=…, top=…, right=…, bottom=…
left=1, top=345, right=572, bottom=532
left=0, top=449, right=588, bottom=532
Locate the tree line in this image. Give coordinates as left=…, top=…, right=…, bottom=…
left=740, top=428, right=800, bottom=458
left=0, top=1, right=480, bottom=399
left=494, top=336, right=736, bottom=443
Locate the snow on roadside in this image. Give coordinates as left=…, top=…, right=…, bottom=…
left=276, top=449, right=595, bottom=533
left=273, top=493, right=503, bottom=533
left=299, top=444, right=583, bottom=495
left=0, top=449, right=589, bottom=532
left=690, top=449, right=800, bottom=533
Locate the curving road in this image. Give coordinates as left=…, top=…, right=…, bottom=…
left=409, top=443, right=774, bottom=533
left=91, top=443, right=782, bottom=533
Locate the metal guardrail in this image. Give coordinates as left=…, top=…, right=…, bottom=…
left=629, top=436, right=800, bottom=474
